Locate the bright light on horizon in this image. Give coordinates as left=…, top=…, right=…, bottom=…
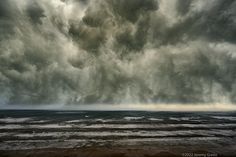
left=1, top=103, right=236, bottom=111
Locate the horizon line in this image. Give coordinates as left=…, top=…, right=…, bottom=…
left=1, top=103, right=236, bottom=112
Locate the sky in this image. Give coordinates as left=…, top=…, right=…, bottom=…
left=0, top=0, right=236, bottom=109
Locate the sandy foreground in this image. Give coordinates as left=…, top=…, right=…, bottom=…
left=0, top=147, right=235, bottom=157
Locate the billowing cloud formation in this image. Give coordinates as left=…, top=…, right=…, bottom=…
left=0, top=0, right=236, bottom=105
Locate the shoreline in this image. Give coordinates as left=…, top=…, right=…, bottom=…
left=0, top=147, right=235, bottom=157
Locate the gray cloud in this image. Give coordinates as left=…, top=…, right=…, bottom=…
left=0, top=0, right=236, bottom=106
left=26, top=1, right=45, bottom=24
left=176, top=0, right=192, bottom=15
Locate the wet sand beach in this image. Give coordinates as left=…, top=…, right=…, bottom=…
left=0, top=147, right=228, bottom=157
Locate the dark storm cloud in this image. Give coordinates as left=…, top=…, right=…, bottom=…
left=166, top=0, right=236, bottom=44
left=26, top=1, right=45, bottom=24
left=0, top=0, right=236, bottom=105
left=107, top=0, right=158, bottom=22
left=176, top=0, right=192, bottom=15
left=0, top=0, right=17, bottom=39
left=0, top=0, right=11, bottom=18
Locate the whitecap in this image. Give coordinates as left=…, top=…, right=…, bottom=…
left=124, top=116, right=144, bottom=120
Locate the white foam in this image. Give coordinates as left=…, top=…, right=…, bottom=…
left=8, top=129, right=236, bottom=139
left=1, top=123, right=236, bottom=130
left=81, top=123, right=236, bottom=129
left=212, top=116, right=236, bottom=121
left=0, top=124, right=74, bottom=129
left=33, top=124, right=73, bottom=128
left=148, top=118, right=163, bottom=121
left=66, top=120, right=84, bottom=123
left=1, top=136, right=228, bottom=150
left=0, top=117, right=32, bottom=123
left=0, top=132, right=9, bottom=137
left=0, top=125, right=24, bottom=129
left=14, top=132, right=69, bottom=138
left=169, top=117, right=201, bottom=121
left=124, top=116, right=144, bottom=120
left=95, top=119, right=107, bottom=122
left=0, top=139, right=87, bottom=150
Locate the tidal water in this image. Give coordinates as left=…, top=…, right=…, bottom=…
left=0, top=110, right=236, bottom=155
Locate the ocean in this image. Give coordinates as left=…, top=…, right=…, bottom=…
left=0, top=110, right=236, bottom=155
